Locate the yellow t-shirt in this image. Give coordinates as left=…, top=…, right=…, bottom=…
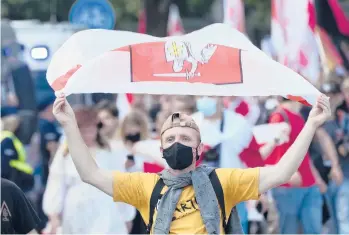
left=113, top=168, right=260, bottom=234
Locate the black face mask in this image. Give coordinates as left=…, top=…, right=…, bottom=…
left=97, top=122, right=103, bottom=129
left=125, top=133, right=141, bottom=143
left=162, top=142, right=198, bottom=170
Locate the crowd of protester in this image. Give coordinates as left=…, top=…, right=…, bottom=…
left=1, top=23, right=349, bottom=232
left=1, top=71, right=348, bottom=234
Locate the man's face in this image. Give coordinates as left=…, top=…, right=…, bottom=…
left=161, top=126, right=202, bottom=154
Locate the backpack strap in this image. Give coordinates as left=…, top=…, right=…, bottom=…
left=147, top=178, right=165, bottom=233
left=209, top=170, right=227, bottom=230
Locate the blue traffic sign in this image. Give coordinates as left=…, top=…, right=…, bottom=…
left=69, top=0, right=116, bottom=30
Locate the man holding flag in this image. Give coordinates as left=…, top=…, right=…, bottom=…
left=52, top=91, right=330, bottom=234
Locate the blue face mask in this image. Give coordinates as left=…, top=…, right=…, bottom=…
left=196, top=97, right=217, bottom=117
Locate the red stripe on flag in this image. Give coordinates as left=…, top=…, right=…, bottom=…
left=51, top=46, right=130, bottom=91
left=286, top=95, right=311, bottom=106
left=51, top=64, right=82, bottom=91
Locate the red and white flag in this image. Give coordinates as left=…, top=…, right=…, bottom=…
left=223, top=0, right=245, bottom=33
left=167, top=4, right=184, bottom=36
left=46, top=24, right=321, bottom=106
left=271, top=0, right=320, bottom=83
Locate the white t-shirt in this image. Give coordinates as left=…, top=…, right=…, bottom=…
left=43, top=145, right=136, bottom=234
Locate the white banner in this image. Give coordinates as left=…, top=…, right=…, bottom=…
left=47, top=23, right=321, bottom=105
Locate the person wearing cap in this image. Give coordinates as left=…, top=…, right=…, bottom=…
left=52, top=93, right=331, bottom=234
left=1, top=106, right=34, bottom=192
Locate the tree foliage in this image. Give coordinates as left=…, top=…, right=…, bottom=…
left=1, top=0, right=271, bottom=41
left=1, top=0, right=74, bottom=21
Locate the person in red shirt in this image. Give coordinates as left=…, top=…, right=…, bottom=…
left=266, top=98, right=326, bottom=234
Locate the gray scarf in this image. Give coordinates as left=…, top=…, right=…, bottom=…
left=153, top=165, right=221, bottom=234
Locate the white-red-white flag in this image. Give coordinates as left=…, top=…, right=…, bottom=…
left=46, top=24, right=321, bottom=106
left=271, top=0, right=320, bottom=83
left=223, top=0, right=245, bottom=33
left=167, top=4, right=184, bottom=36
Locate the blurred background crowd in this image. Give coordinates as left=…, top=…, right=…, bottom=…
left=1, top=0, right=349, bottom=234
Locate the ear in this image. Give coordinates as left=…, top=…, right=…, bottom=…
left=160, top=147, right=163, bottom=153
left=197, top=142, right=204, bottom=156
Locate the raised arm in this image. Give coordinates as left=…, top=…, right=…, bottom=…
left=52, top=94, right=113, bottom=196
left=315, top=127, right=343, bottom=185
left=258, top=95, right=331, bottom=193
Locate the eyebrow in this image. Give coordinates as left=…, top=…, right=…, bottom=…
left=165, top=135, right=175, bottom=141
left=179, top=134, right=192, bottom=140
